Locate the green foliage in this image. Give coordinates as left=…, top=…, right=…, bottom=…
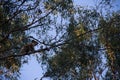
left=99, top=13, right=120, bottom=79
left=44, top=11, right=100, bottom=79
left=0, top=0, right=120, bottom=80
left=0, top=0, right=29, bottom=79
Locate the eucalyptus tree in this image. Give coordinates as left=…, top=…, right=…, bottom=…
left=0, top=0, right=119, bottom=80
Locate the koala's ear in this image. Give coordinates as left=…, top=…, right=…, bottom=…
left=32, top=40, right=36, bottom=43
left=32, top=40, right=38, bottom=45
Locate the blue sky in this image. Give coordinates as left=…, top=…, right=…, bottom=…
left=19, top=0, right=120, bottom=80
left=20, top=56, right=43, bottom=80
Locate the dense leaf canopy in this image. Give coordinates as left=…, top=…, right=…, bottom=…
left=0, top=0, right=120, bottom=80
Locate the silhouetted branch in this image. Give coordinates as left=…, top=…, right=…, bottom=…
left=0, top=42, right=67, bottom=60
left=0, top=27, right=104, bottom=60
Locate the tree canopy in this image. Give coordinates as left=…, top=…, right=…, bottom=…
left=0, top=0, right=120, bottom=80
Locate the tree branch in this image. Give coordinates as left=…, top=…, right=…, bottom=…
left=0, top=27, right=105, bottom=60
left=0, top=9, right=54, bottom=43
left=0, top=42, right=67, bottom=60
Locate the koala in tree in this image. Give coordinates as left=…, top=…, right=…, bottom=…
left=20, top=40, right=38, bottom=54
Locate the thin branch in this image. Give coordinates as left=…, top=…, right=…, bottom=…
left=9, top=4, right=56, bottom=32
left=0, top=10, right=53, bottom=43
left=0, top=0, right=26, bottom=26
left=67, top=27, right=103, bottom=43
left=28, top=36, right=50, bottom=46
left=0, top=42, right=67, bottom=60
left=0, top=27, right=105, bottom=60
